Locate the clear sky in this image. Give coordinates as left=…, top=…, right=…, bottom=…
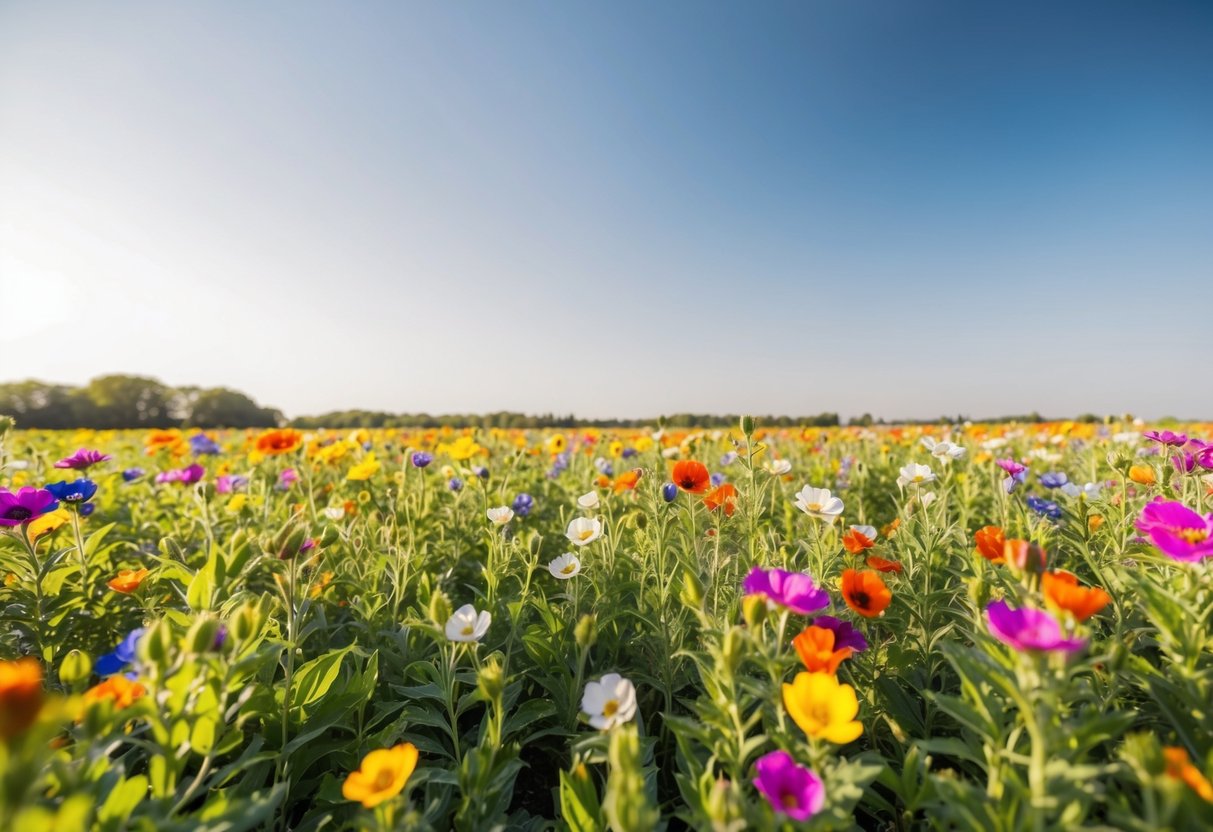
left=2, top=1, right=1210, bottom=421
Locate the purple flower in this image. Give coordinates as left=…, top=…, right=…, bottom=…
left=1143, top=430, right=1188, bottom=447
left=1135, top=498, right=1213, bottom=562
left=448, top=477, right=463, bottom=492
left=997, top=459, right=1029, bottom=493
left=1039, top=472, right=1069, bottom=489
left=189, top=434, right=221, bottom=455
left=1026, top=496, right=1062, bottom=520
left=53, top=448, right=112, bottom=470
left=472, top=466, right=489, bottom=480
left=215, top=475, right=249, bottom=494
left=122, top=468, right=145, bottom=482
left=45, top=479, right=98, bottom=504
left=1172, top=452, right=1196, bottom=474
left=594, top=458, right=614, bottom=477
left=710, top=472, right=726, bottom=488
left=156, top=463, right=206, bottom=485
left=621, top=447, right=638, bottom=459
left=752, top=750, right=825, bottom=822
left=278, top=468, right=299, bottom=490
left=1190, top=440, right=1213, bottom=470
left=811, top=615, right=868, bottom=653
left=742, top=567, right=830, bottom=616
left=411, top=451, right=434, bottom=469
left=512, top=492, right=535, bottom=517
left=720, top=452, right=739, bottom=466
left=0, top=487, right=59, bottom=526
left=996, top=458, right=1027, bottom=476
left=985, top=600, right=1085, bottom=654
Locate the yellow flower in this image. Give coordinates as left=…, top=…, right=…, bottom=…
left=608, top=440, right=624, bottom=458
left=440, top=435, right=483, bottom=461
left=226, top=494, right=248, bottom=513
left=27, top=509, right=72, bottom=540
left=1129, top=465, right=1156, bottom=486
left=546, top=433, right=568, bottom=455
left=347, top=454, right=381, bottom=481
left=342, top=743, right=419, bottom=808
left=782, top=671, right=864, bottom=744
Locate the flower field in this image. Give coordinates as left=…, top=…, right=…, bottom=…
left=1, top=418, right=1212, bottom=831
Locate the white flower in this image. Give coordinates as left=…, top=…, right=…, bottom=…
left=323, top=506, right=345, bottom=521
left=1062, top=481, right=1104, bottom=500
left=445, top=604, right=491, bottom=643
left=581, top=673, right=637, bottom=730
left=548, top=553, right=582, bottom=579
left=661, top=447, right=681, bottom=460
left=1112, top=432, right=1140, bottom=445
left=921, top=437, right=966, bottom=461
left=486, top=506, right=514, bottom=526
left=918, top=491, right=937, bottom=508
left=566, top=517, right=603, bottom=546
left=897, top=463, right=936, bottom=488
left=981, top=438, right=1008, bottom=451
left=7, top=460, right=29, bottom=470
left=577, top=491, right=600, bottom=510
left=764, top=459, right=792, bottom=476
left=793, top=485, right=844, bottom=522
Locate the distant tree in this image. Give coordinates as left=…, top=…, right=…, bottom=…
left=186, top=388, right=281, bottom=428
left=81, top=375, right=175, bottom=428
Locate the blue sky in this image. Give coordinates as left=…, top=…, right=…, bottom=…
left=1, top=1, right=1210, bottom=419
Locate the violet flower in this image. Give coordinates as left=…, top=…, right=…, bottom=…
left=742, top=567, right=830, bottom=615
left=0, top=487, right=59, bottom=526
left=753, top=750, right=825, bottom=822
left=985, top=600, right=1085, bottom=654
left=54, top=448, right=112, bottom=470
left=1135, top=498, right=1213, bottom=562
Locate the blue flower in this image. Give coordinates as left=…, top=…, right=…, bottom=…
left=122, top=468, right=145, bottom=482
left=472, top=466, right=489, bottom=480
left=621, top=447, right=638, bottom=459
left=189, top=434, right=221, bottom=455
left=411, top=452, right=434, bottom=468
left=80, top=503, right=96, bottom=517
left=512, top=492, right=535, bottom=517
left=662, top=482, right=678, bottom=503
left=720, top=452, right=739, bottom=466
left=710, top=473, right=726, bottom=488
left=45, top=478, right=98, bottom=504
left=1026, top=496, right=1062, bottom=520
left=594, top=458, right=614, bottom=477
left=448, top=477, right=464, bottom=492
left=1039, top=472, right=1069, bottom=489
left=95, top=627, right=146, bottom=676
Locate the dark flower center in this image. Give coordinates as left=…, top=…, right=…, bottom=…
left=5, top=507, right=32, bottom=521
left=852, top=590, right=871, bottom=609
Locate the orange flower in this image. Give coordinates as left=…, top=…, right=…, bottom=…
left=703, top=483, right=738, bottom=516
left=880, top=518, right=901, bottom=538
left=671, top=460, right=710, bottom=494
left=254, top=428, right=304, bottom=456
left=974, top=526, right=1006, bottom=563
left=792, top=625, right=854, bottom=674
left=612, top=468, right=643, bottom=494
left=1041, top=571, right=1110, bottom=621
left=84, top=675, right=145, bottom=710
left=107, top=568, right=150, bottom=594
left=866, top=555, right=903, bottom=574
left=1164, top=746, right=1213, bottom=802
left=840, top=569, right=892, bottom=618
left=1088, top=514, right=1104, bottom=532
left=342, top=499, right=358, bottom=517
left=1128, top=465, right=1156, bottom=486
left=144, top=429, right=184, bottom=455
left=842, top=528, right=875, bottom=554
left=0, top=657, right=43, bottom=740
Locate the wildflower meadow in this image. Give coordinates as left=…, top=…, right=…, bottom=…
left=1, top=417, right=1212, bottom=831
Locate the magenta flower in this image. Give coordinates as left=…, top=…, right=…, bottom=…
left=1189, top=440, right=1213, bottom=470
left=753, top=750, right=825, bottom=821
left=1135, top=498, right=1213, bottom=562
left=278, top=468, right=299, bottom=490
left=156, top=464, right=206, bottom=485
left=996, top=459, right=1029, bottom=493
left=996, top=458, right=1027, bottom=475
left=742, top=567, right=830, bottom=615
left=1143, top=430, right=1188, bottom=447
left=54, top=448, right=113, bottom=470
left=0, top=487, right=60, bottom=527
left=985, top=600, right=1085, bottom=654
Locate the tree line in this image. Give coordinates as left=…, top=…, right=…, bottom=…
left=0, top=376, right=283, bottom=429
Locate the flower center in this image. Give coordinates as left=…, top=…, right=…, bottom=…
left=561, top=563, right=576, bottom=575
left=602, top=699, right=619, bottom=718
left=373, top=767, right=396, bottom=790
left=461, top=625, right=475, bottom=636
left=6, top=507, right=31, bottom=521
left=852, top=590, right=871, bottom=609
left=1178, top=527, right=1209, bottom=544
left=579, top=529, right=594, bottom=540
left=806, top=502, right=822, bottom=512
left=781, top=792, right=800, bottom=809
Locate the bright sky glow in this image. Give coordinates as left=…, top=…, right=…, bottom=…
left=2, top=1, right=1210, bottom=419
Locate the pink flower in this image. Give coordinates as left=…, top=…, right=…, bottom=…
left=985, top=600, right=1085, bottom=654
left=753, top=750, right=825, bottom=821
left=54, top=448, right=112, bottom=470
left=1135, top=498, right=1213, bottom=562
left=742, top=567, right=830, bottom=615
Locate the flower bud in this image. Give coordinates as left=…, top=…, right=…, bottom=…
left=140, top=619, right=174, bottom=668
left=574, top=613, right=597, bottom=650
left=661, top=482, right=678, bottom=503
left=740, top=415, right=755, bottom=436
left=187, top=615, right=223, bottom=654
left=721, top=626, right=744, bottom=674
left=680, top=569, right=704, bottom=609
left=741, top=594, right=768, bottom=628
left=477, top=658, right=504, bottom=702
left=428, top=589, right=452, bottom=629
left=231, top=599, right=266, bottom=643
left=59, top=650, right=92, bottom=687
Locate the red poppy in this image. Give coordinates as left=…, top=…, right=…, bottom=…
left=612, top=469, right=643, bottom=493
left=865, top=556, right=903, bottom=574
left=974, top=526, right=1005, bottom=564
left=671, top=460, right=711, bottom=494
left=703, top=483, right=738, bottom=516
